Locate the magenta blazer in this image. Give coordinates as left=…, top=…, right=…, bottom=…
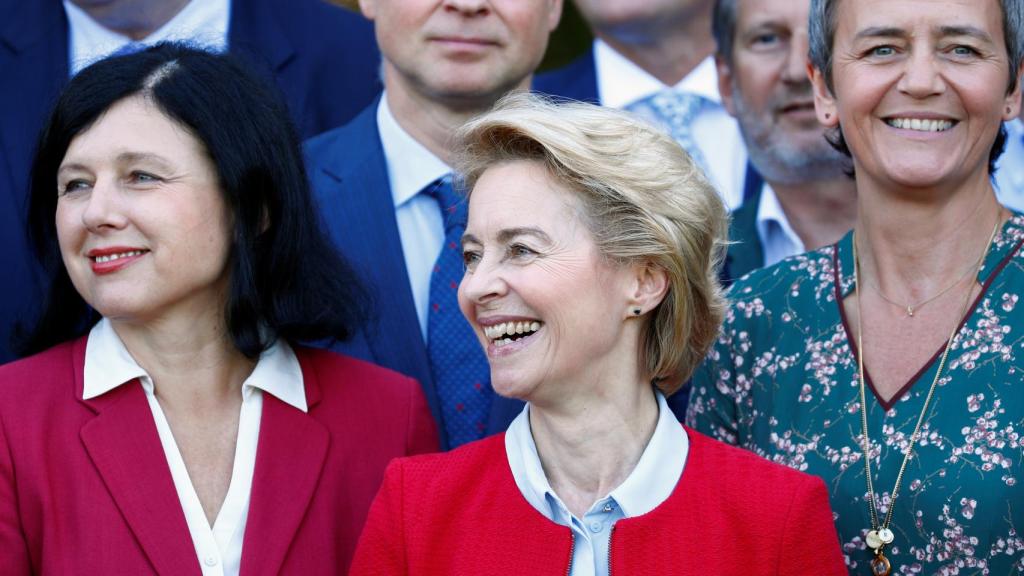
left=0, top=337, right=438, bottom=575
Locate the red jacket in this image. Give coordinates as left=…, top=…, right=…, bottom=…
left=0, top=337, right=438, bottom=575
left=350, top=426, right=846, bottom=575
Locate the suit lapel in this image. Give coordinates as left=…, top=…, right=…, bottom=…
left=75, top=342, right=201, bottom=576
left=310, top=104, right=443, bottom=441
left=240, top=360, right=328, bottom=576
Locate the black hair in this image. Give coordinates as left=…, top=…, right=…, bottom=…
left=17, top=42, right=367, bottom=358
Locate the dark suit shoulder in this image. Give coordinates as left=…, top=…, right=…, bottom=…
left=532, top=48, right=599, bottom=104
left=305, top=101, right=378, bottom=149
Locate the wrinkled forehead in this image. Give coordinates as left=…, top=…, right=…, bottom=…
left=833, top=0, right=1005, bottom=45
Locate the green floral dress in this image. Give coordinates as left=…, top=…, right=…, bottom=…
left=687, top=215, right=1024, bottom=575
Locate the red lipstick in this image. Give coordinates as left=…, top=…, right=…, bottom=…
left=87, top=246, right=148, bottom=275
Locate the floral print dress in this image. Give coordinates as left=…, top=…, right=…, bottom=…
left=687, top=215, right=1024, bottom=575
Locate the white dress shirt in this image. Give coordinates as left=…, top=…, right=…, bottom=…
left=82, top=319, right=307, bottom=576
left=64, top=0, right=230, bottom=75
left=993, top=118, right=1024, bottom=213
left=505, top=391, right=688, bottom=576
left=592, top=39, right=748, bottom=210
left=376, top=94, right=452, bottom=339
left=756, top=183, right=805, bottom=268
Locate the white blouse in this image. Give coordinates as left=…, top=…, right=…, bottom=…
left=82, top=319, right=306, bottom=576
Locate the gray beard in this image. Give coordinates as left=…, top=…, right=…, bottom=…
left=732, top=86, right=847, bottom=185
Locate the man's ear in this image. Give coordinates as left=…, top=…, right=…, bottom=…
left=717, top=55, right=738, bottom=118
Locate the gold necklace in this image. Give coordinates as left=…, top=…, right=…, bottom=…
left=851, top=214, right=1000, bottom=576
left=865, top=261, right=979, bottom=317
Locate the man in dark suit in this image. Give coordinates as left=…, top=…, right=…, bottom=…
left=533, top=0, right=750, bottom=210
left=0, top=0, right=381, bottom=363
left=712, top=0, right=854, bottom=284
left=306, top=0, right=562, bottom=449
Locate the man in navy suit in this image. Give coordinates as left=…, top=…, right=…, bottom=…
left=533, top=0, right=750, bottom=210
left=713, top=0, right=854, bottom=285
left=0, top=0, right=381, bottom=363
left=306, top=0, right=562, bottom=449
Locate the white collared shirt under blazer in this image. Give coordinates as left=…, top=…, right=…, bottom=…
left=83, top=318, right=306, bottom=576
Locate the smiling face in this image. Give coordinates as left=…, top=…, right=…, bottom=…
left=56, top=95, right=233, bottom=326
left=811, top=0, right=1022, bottom=191
left=720, top=0, right=843, bottom=183
left=360, top=0, right=561, bottom=108
left=457, top=160, right=642, bottom=403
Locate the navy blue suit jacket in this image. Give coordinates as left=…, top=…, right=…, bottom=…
left=0, top=0, right=381, bottom=363
left=533, top=47, right=600, bottom=103
left=305, top=102, right=524, bottom=449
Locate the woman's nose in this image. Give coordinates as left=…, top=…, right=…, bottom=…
left=80, top=179, right=129, bottom=233
left=458, top=254, right=508, bottom=307
left=898, top=50, right=946, bottom=98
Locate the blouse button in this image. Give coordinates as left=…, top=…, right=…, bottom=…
left=204, top=556, right=219, bottom=567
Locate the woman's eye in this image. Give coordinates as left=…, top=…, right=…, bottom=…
left=462, top=249, right=481, bottom=270
left=509, top=244, right=537, bottom=259
left=58, top=179, right=90, bottom=196
left=130, top=171, right=160, bottom=184
left=951, top=45, right=978, bottom=57
left=869, top=45, right=896, bottom=57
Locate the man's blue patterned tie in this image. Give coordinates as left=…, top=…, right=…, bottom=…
left=424, top=176, right=492, bottom=447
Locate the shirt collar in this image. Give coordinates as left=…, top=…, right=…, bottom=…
left=755, top=183, right=805, bottom=256
left=64, top=0, right=229, bottom=76
left=594, top=39, right=721, bottom=109
left=505, top=390, right=688, bottom=520
left=376, top=94, right=451, bottom=209
left=82, top=318, right=307, bottom=412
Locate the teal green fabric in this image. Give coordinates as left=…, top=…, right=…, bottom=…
left=688, top=215, right=1024, bottom=574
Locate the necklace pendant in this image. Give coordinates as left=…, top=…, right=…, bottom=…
left=871, top=551, right=892, bottom=576
left=878, top=528, right=894, bottom=545
left=906, top=305, right=914, bottom=317
left=866, top=529, right=883, bottom=550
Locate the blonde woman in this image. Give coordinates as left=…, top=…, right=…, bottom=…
left=349, top=93, right=845, bottom=575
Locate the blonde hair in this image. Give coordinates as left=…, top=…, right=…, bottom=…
left=454, top=92, right=729, bottom=394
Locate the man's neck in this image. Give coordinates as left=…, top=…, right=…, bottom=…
left=772, top=177, right=857, bottom=251
left=594, top=16, right=713, bottom=87
left=384, top=70, right=532, bottom=165
left=71, top=0, right=190, bottom=40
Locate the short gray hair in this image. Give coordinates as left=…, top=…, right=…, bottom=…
left=454, top=92, right=729, bottom=393
left=712, top=0, right=741, bottom=63
left=809, top=0, right=1024, bottom=94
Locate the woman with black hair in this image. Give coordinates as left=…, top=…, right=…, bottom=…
left=0, top=43, right=437, bottom=575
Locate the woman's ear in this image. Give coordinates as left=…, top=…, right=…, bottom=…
left=625, top=262, right=669, bottom=319
left=809, top=64, right=840, bottom=127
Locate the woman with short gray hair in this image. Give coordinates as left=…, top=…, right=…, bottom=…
left=689, top=0, right=1024, bottom=574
